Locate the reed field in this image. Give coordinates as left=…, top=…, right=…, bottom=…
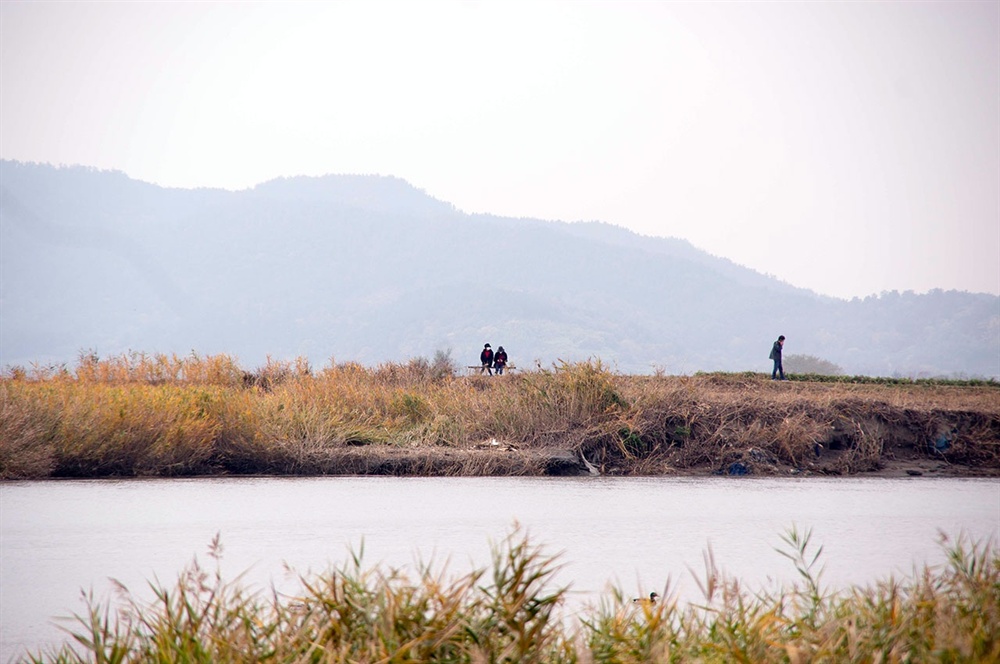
left=1, top=352, right=999, bottom=480
left=17, top=527, right=1000, bottom=663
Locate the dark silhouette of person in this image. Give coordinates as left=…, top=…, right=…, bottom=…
left=493, top=346, right=508, bottom=375
left=770, top=335, right=786, bottom=380
left=480, top=344, right=494, bottom=375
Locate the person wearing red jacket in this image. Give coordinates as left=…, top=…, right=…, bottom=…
left=480, top=344, right=494, bottom=375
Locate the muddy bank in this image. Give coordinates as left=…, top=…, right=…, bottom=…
left=318, top=377, right=1000, bottom=480
left=148, top=382, right=1000, bottom=479
left=168, top=435, right=996, bottom=479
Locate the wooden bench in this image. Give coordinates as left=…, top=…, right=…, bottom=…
left=466, top=365, right=516, bottom=375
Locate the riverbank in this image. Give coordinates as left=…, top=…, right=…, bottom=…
left=2, top=354, right=998, bottom=480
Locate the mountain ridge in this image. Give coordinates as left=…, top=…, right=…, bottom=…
left=2, top=160, right=997, bottom=377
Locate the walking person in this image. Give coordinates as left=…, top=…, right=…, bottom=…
left=493, top=346, right=508, bottom=375
left=770, top=335, right=786, bottom=380
left=480, top=343, right=494, bottom=375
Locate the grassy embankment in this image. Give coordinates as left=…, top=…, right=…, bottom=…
left=18, top=528, right=1000, bottom=663
left=2, top=352, right=998, bottom=480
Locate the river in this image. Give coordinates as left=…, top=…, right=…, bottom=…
left=1, top=476, right=998, bottom=661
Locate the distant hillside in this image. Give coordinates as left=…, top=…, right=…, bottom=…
left=2, top=160, right=998, bottom=377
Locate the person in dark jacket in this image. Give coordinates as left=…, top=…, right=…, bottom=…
left=493, top=346, right=508, bottom=375
left=769, top=335, right=786, bottom=380
left=480, top=344, right=494, bottom=375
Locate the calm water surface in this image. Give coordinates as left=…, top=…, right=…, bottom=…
left=2, top=476, right=998, bottom=660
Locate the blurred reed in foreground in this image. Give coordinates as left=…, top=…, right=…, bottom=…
left=18, top=528, right=1000, bottom=663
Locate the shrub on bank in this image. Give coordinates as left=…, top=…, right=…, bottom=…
left=19, top=529, right=1000, bottom=663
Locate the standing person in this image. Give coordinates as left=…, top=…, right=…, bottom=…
left=769, top=335, right=786, bottom=380
left=493, top=346, right=508, bottom=375
left=480, top=343, right=494, bottom=375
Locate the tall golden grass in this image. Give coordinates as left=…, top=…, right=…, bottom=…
left=2, top=353, right=998, bottom=479
left=18, top=528, right=1000, bottom=663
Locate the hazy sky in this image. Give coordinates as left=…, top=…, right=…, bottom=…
left=2, top=0, right=998, bottom=299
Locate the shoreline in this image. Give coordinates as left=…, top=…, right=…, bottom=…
left=7, top=452, right=995, bottom=482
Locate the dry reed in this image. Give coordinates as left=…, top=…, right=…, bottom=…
left=17, top=528, right=1000, bottom=663
left=2, top=354, right=998, bottom=479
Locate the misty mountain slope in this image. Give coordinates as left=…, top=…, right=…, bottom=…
left=558, top=220, right=820, bottom=299
left=1, top=161, right=997, bottom=377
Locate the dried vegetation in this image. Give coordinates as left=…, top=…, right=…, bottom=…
left=2, top=353, right=998, bottom=479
